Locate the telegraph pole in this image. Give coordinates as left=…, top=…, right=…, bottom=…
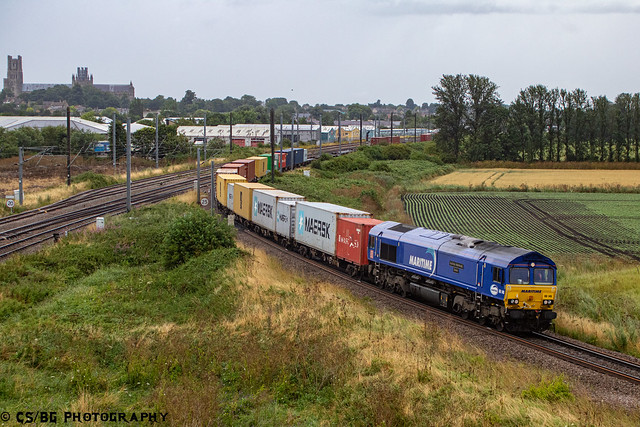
left=196, top=147, right=201, bottom=203
left=203, top=113, right=207, bottom=162
left=318, top=114, right=322, bottom=156
left=155, top=113, right=159, bottom=168
left=359, top=113, right=363, bottom=146
left=214, top=160, right=216, bottom=216
left=229, top=112, right=233, bottom=154
left=290, top=113, right=294, bottom=170
left=112, top=113, right=116, bottom=173
left=414, top=112, right=417, bottom=143
left=126, top=119, right=132, bottom=212
left=390, top=112, right=394, bottom=142
left=338, top=112, right=342, bottom=155
left=66, top=107, right=71, bottom=186
left=18, top=147, right=23, bottom=205
left=270, top=108, right=275, bottom=182
left=279, top=113, right=283, bottom=172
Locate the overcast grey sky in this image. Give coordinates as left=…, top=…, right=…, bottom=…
left=1, top=0, right=638, bottom=106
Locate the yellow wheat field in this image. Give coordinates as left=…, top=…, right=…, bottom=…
left=431, top=168, right=640, bottom=189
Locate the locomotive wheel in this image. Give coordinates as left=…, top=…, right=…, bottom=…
left=461, top=310, right=470, bottom=320
left=495, top=320, right=505, bottom=332
left=478, top=317, right=486, bottom=326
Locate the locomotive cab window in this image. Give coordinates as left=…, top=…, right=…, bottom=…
left=380, top=242, right=397, bottom=262
left=492, top=267, right=503, bottom=283
left=510, top=267, right=529, bottom=285
left=534, top=268, right=553, bottom=285
left=368, top=235, right=375, bottom=248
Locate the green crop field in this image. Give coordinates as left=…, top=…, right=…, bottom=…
left=403, top=192, right=640, bottom=259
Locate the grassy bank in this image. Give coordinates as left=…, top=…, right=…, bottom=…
left=554, top=255, right=640, bottom=357
left=0, top=201, right=637, bottom=425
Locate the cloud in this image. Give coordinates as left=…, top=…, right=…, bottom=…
left=368, top=0, right=640, bottom=15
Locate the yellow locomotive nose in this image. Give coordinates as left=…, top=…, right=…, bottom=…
left=505, top=285, right=556, bottom=310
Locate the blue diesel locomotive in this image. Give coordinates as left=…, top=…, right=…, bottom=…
left=366, top=221, right=557, bottom=332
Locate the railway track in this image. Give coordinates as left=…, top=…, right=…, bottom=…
left=307, top=141, right=363, bottom=159
left=0, top=168, right=211, bottom=260
left=0, top=168, right=203, bottom=227
left=240, top=228, right=640, bottom=387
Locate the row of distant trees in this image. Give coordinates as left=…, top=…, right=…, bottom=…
left=3, top=84, right=437, bottom=127
left=433, top=74, right=640, bottom=162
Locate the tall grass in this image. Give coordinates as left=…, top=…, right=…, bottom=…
left=554, top=255, right=640, bottom=356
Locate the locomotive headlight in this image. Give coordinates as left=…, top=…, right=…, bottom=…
left=543, top=299, right=554, bottom=305
left=508, top=298, right=519, bottom=305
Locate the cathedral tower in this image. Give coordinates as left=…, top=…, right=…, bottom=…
left=3, top=55, right=23, bottom=96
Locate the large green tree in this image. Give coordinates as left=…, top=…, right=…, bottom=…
left=433, top=74, right=468, bottom=161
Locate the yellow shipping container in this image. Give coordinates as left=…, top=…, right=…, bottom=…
left=216, top=174, right=246, bottom=207
left=248, top=156, right=268, bottom=178
left=233, top=182, right=276, bottom=220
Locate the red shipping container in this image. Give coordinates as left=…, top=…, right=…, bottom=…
left=390, top=136, right=401, bottom=144
left=336, top=217, right=383, bottom=266
left=224, top=162, right=247, bottom=180
left=420, top=134, right=433, bottom=142
left=274, top=152, right=288, bottom=170
left=370, top=137, right=390, bottom=145
left=233, top=159, right=256, bottom=182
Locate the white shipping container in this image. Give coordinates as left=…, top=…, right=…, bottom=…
left=302, top=148, right=308, bottom=163
left=294, top=202, right=371, bottom=256
left=252, top=189, right=305, bottom=233
left=276, top=200, right=297, bottom=238
left=227, top=183, right=235, bottom=211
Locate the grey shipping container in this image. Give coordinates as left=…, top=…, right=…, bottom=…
left=276, top=200, right=297, bottom=239
left=294, top=202, right=371, bottom=256
left=252, top=189, right=305, bottom=233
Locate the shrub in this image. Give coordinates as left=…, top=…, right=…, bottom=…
left=369, top=162, right=391, bottom=172
left=71, top=171, right=118, bottom=189
left=382, top=144, right=411, bottom=160
left=521, top=375, right=574, bottom=402
left=162, top=210, right=236, bottom=268
left=321, top=153, right=370, bottom=173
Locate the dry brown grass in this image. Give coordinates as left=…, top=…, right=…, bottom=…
left=431, top=168, right=640, bottom=190
left=224, top=244, right=639, bottom=425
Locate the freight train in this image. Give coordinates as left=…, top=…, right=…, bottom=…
left=214, top=156, right=557, bottom=332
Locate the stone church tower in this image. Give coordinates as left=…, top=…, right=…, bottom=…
left=3, top=55, right=23, bottom=97
left=72, top=67, right=93, bottom=86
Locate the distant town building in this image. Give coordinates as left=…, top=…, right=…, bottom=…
left=3, top=55, right=135, bottom=99
left=0, top=116, right=150, bottom=134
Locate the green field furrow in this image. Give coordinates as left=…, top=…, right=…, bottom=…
left=404, top=192, right=640, bottom=258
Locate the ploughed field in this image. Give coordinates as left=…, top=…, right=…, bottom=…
left=430, top=168, right=640, bottom=190
left=403, top=192, right=640, bottom=260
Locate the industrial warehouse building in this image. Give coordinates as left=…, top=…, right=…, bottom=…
left=0, top=116, right=150, bottom=134
left=177, top=124, right=376, bottom=146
